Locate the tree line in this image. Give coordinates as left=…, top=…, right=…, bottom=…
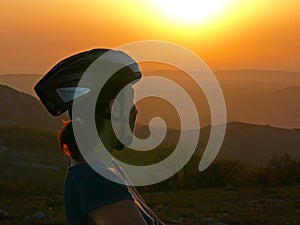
left=139, top=153, right=300, bottom=192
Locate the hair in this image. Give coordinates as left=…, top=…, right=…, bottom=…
left=57, top=120, right=82, bottom=160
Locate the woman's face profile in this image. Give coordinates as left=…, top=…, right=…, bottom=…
left=97, top=84, right=138, bottom=151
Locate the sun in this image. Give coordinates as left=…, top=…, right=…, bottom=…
left=153, top=0, right=231, bottom=24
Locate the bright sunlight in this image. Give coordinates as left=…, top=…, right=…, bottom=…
left=153, top=0, right=232, bottom=24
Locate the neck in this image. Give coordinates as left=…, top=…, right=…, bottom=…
left=70, top=157, right=86, bottom=167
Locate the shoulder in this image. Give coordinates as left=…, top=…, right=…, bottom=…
left=71, top=163, right=134, bottom=216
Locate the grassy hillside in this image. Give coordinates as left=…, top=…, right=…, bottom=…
left=0, top=124, right=299, bottom=224
left=1, top=186, right=299, bottom=225
left=0, top=126, right=67, bottom=196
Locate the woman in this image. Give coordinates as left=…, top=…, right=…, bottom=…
left=35, top=49, right=165, bottom=225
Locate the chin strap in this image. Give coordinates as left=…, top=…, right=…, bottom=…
left=111, top=160, right=166, bottom=225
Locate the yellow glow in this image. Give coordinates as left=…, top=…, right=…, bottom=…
left=0, top=0, right=299, bottom=73
left=152, top=0, right=232, bottom=24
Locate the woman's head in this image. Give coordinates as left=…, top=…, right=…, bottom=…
left=37, top=49, right=141, bottom=155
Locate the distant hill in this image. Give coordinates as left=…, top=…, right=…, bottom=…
left=0, top=74, right=41, bottom=97
left=214, top=122, right=300, bottom=166
left=0, top=84, right=62, bottom=132
left=138, top=69, right=300, bottom=129
left=224, top=85, right=300, bottom=128
left=118, top=122, right=300, bottom=166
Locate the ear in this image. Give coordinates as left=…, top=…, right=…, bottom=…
left=62, top=143, right=71, bottom=157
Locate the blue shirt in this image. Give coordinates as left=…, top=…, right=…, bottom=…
left=64, top=162, right=160, bottom=225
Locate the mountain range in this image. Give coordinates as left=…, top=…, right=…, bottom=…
left=1, top=70, right=299, bottom=129
left=0, top=70, right=299, bottom=168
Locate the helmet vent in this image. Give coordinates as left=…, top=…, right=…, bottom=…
left=56, top=87, right=91, bottom=103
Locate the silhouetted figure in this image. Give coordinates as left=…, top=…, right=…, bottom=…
left=35, top=49, right=165, bottom=225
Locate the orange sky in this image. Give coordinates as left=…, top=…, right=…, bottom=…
left=0, top=0, right=299, bottom=74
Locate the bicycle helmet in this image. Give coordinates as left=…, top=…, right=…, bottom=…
left=34, top=49, right=141, bottom=117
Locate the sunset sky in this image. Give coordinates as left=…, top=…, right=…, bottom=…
left=0, top=0, right=299, bottom=74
